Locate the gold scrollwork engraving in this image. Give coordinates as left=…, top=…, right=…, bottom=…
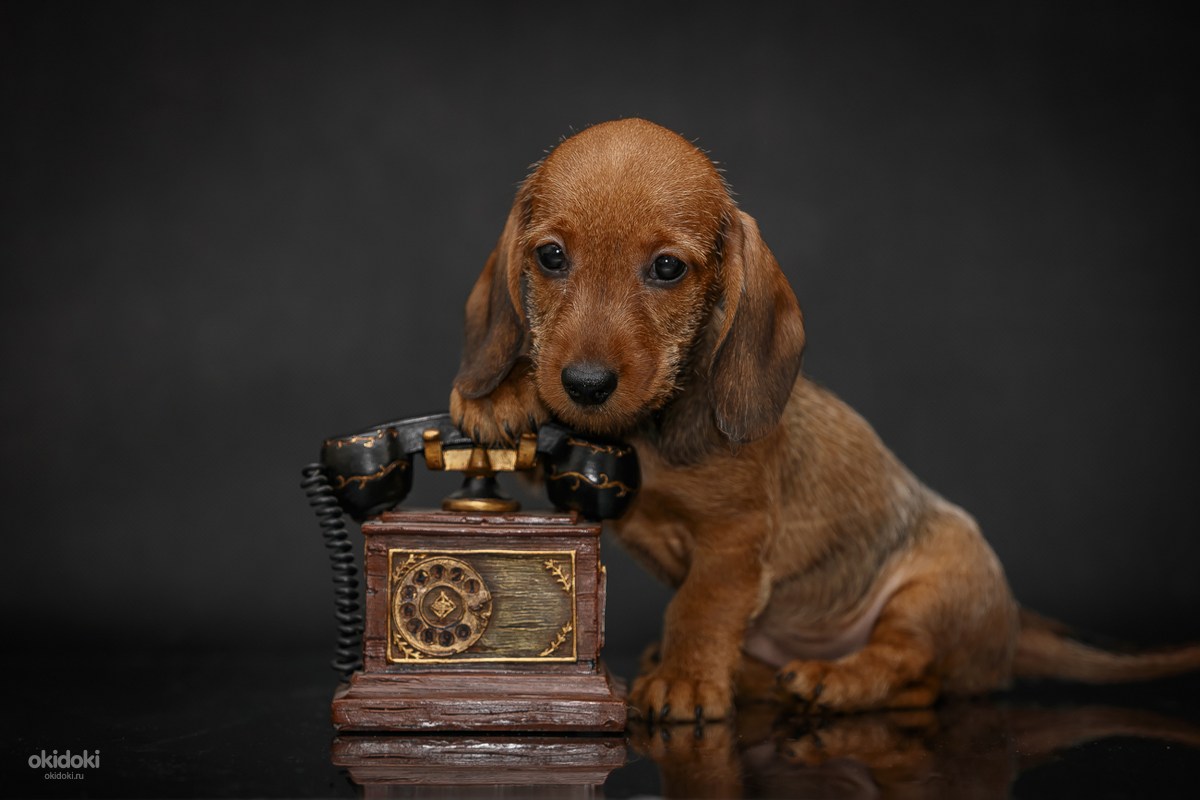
left=543, top=558, right=573, bottom=593
left=547, top=469, right=633, bottom=497
left=332, top=458, right=408, bottom=491
left=565, top=437, right=632, bottom=457
left=391, top=635, right=426, bottom=660
left=539, top=621, right=574, bottom=657
left=391, top=552, right=426, bottom=584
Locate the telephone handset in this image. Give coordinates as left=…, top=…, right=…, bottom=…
left=315, top=412, right=640, bottom=522
left=301, top=413, right=639, bottom=679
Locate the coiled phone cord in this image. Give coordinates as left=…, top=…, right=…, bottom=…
left=301, top=463, right=364, bottom=679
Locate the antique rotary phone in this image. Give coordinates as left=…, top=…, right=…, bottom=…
left=302, top=413, right=638, bottom=732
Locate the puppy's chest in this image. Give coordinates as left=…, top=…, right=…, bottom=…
left=611, top=491, right=695, bottom=587
left=610, top=451, right=730, bottom=586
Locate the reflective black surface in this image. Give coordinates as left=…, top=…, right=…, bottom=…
left=5, top=649, right=1199, bottom=798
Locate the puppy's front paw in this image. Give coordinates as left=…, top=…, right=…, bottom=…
left=449, top=361, right=549, bottom=445
left=630, top=663, right=733, bottom=722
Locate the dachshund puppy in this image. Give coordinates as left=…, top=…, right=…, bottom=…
left=450, top=118, right=1200, bottom=720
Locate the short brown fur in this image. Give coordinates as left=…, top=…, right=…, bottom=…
left=450, top=118, right=1200, bottom=719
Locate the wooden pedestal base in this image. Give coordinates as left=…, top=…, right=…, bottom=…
left=332, top=663, right=627, bottom=733
left=332, top=734, right=627, bottom=795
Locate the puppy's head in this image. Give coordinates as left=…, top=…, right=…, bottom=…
left=454, top=119, right=805, bottom=444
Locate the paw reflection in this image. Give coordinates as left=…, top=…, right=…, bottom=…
left=629, top=700, right=1200, bottom=798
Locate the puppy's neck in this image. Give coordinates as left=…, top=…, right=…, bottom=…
left=633, top=306, right=744, bottom=465
left=634, top=371, right=731, bottom=466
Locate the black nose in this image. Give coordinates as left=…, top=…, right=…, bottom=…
left=561, top=363, right=618, bottom=406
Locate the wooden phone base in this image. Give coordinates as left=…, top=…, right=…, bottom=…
left=332, top=664, right=627, bottom=732
left=331, top=508, right=628, bottom=733
left=331, top=733, right=627, bottom=793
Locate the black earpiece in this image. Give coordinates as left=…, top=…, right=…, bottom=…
left=540, top=428, right=639, bottom=521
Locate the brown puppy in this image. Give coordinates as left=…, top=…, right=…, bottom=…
left=450, top=118, right=1200, bottom=720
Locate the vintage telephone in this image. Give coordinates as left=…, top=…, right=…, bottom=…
left=300, top=412, right=640, bottom=687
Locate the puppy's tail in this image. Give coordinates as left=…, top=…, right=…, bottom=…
left=1014, top=608, right=1200, bottom=683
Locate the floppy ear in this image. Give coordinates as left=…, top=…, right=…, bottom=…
left=453, top=189, right=530, bottom=399
left=709, top=209, right=806, bottom=444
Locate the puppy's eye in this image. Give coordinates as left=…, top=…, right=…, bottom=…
left=536, top=243, right=567, bottom=272
left=650, top=254, right=687, bottom=283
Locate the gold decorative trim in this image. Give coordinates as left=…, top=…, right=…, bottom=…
left=442, top=495, right=520, bottom=513
left=543, top=558, right=573, bottom=593
left=547, top=470, right=633, bottom=497
left=332, top=458, right=407, bottom=491
left=386, top=549, right=577, bottom=664
left=391, top=635, right=426, bottom=660
left=422, top=430, right=539, bottom=473
left=328, top=428, right=398, bottom=449
left=566, top=437, right=632, bottom=457
left=391, top=552, right=426, bottom=584
left=539, top=621, right=574, bottom=657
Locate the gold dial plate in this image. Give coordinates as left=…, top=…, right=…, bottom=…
left=387, top=549, right=578, bottom=664
left=391, top=556, right=492, bottom=657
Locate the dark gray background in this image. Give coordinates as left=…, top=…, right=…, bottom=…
left=3, top=1, right=1197, bottom=665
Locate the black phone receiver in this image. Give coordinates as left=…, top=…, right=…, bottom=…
left=318, top=413, right=640, bottom=522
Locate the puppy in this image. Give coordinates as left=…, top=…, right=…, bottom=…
left=449, top=118, right=1200, bottom=720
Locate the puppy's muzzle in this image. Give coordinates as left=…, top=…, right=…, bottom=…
left=561, top=363, right=618, bottom=407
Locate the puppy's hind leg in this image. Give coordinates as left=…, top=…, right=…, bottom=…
left=779, top=582, right=943, bottom=713
left=779, top=507, right=1019, bottom=713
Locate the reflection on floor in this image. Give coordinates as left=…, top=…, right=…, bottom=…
left=625, top=690, right=1200, bottom=798
left=332, top=683, right=1200, bottom=798
left=9, top=650, right=1198, bottom=798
